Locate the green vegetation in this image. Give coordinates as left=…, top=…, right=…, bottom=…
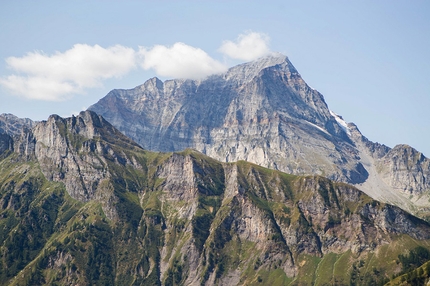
left=398, top=246, right=430, bottom=274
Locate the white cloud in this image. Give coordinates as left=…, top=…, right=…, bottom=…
left=1, top=33, right=273, bottom=101
left=0, top=75, right=75, bottom=101
left=0, top=44, right=136, bottom=101
left=139, top=42, right=227, bottom=80
left=219, top=31, right=271, bottom=61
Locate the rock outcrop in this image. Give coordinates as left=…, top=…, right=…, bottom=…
left=376, top=144, right=430, bottom=195
left=32, top=111, right=142, bottom=202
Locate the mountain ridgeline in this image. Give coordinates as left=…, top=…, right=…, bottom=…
left=89, top=54, right=430, bottom=218
left=1, top=111, right=430, bottom=285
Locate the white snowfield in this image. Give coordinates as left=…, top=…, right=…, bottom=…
left=330, top=110, right=351, bottom=136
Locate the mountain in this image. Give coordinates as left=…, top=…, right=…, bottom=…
left=0, top=113, right=35, bottom=137
left=88, top=54, right=430, bottom=218
left=1, top=111, right=430, bottom=285
left=88, top=54, right=360, bottom=182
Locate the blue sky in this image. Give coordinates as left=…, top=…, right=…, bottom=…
left=1, top=1, right=429, bottom=156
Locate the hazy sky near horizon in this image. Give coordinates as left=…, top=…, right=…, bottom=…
left=1, top=1, right=429, bottom=156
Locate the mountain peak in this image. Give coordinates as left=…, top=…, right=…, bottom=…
left=31, top=111, right=142, bottom=201
left=222, top=52, right=293, bottom=83
left=89, top=54, right=362, bottom=185
left=40, top=110, right=141, bottom=151
left=242, top=52, right=288, bottom=67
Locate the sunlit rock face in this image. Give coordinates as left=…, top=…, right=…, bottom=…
left=89, top=54, right=366, bottom=185
left=89, top=54, right=430, bottom=217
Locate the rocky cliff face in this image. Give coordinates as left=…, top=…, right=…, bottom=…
left=0, top=113, right=36, bottom=159
left=32, top=111, right=142, bottom=203
left=1, top=112, right=430, bottom=285
left=89, top=54, right=366, bottom=186
left=376, top=144, right=430, bottom=195
left=88, top=54, right=430, bottom=218
left=349, top=123, right=430, bottom=218
left=2, top=111, right=146, bottom=220
left=0, top=113, right=35, bottom=137
left=0, top=133, right=13, bottom=155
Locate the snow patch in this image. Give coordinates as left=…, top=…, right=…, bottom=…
left=306, top=121, right=329, bottom=135
left=330, top=110, right=351, bottom=136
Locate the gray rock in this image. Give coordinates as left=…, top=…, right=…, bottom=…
left=31, top=111, right=142, bottom=207
left=0, top=113, right=35, bottom=137
left=89, top=54, right=365, bottom=184
left=376, top=144, right=430, bottom=195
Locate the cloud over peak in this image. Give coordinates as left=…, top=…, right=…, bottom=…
left=139, top=43, right=227, bottom=80
left=0, top=32, right=272, bottom=101
left=219, top=31, right=271, bottom=61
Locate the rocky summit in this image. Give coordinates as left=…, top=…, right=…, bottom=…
left=1, top=111, right=430, bottom=285
left=89, top=54, right=361, bottom=183
left=89, top=54, right=430, bottom=218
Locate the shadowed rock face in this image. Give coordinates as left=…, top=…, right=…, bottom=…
left=0, top=133, right=13, bottom=154
left=89, top=54, right=367, bottom=185
left=0, top=113, right=35, bottom=137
